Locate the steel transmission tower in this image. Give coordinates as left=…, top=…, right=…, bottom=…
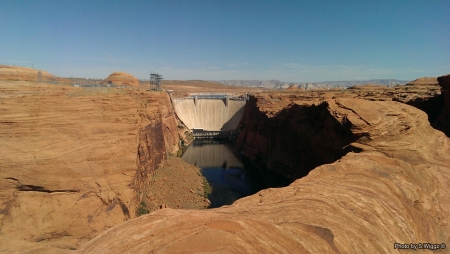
left=150, top=72, right=163, bottom=91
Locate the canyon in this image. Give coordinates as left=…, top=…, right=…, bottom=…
left=0, top=65, right=449, bottom=253
left=80, top=75, right=450, bottom=253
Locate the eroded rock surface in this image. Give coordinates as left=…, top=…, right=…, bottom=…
left=0, top=81, right=188, bottom=251
left=79, top=94, right=450, bottom=253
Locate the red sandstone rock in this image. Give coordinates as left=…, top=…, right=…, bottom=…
left=0, top=81, right=190, bottom=251
left=406, top=77, right=438, bottom=86
left=100, top=71, right=140, bottom=86
left=0, top=64, right=56, bottom=81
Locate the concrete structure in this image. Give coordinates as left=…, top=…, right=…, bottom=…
left=173, top=95, right=246, bottom=132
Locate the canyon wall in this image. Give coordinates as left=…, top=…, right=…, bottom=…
left=236, top=96, right=358, bottom=182
left=236, top=74, right=450, bottom=182
left=0, top=81, right=187, bottom=252
left=435, top=74, right=450, bottom=136
left=79, top=93, right=450, bottom=253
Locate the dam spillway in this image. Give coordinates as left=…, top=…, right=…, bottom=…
left=172, top=96, right=246, bottom=131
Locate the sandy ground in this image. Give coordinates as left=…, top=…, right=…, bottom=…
left=139, top=156, right=211, bottom=214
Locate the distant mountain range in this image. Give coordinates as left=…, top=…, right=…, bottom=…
left=218, top=79, right=411, bottom=89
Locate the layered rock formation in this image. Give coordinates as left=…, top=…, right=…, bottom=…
left=0, top=81, right=189, bottom=251
left=100, top=71, right=140, bottom=87
left=0, top=64, right=56, bottom=81
left=347, top=83, right=386, bottom=90
left=406, top=77, right=438, bottom=86
left=79, top=93, right=450, bottom=253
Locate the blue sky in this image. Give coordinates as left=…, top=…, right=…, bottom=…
left=0, top=1, right=448, bottom=82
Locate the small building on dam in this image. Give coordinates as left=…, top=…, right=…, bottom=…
left=172, top=94, right=247, bottom=138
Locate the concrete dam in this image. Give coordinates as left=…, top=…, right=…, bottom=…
left=172, top=94, right=247, bottom=137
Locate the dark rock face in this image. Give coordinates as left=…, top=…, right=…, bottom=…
left=400, top=95, right=444, bottom=125
left=134, top=120, right=166, bottom=190
left=435, top=74, right=450, bottom=137
left=236, top=96, right=358, bottom=183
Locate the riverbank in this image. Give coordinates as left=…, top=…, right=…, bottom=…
left=138, top=156, right=211, bottom=214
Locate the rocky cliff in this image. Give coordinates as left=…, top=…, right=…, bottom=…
left=132, top=90, right=192, bottom=190
left=435, top=74, right=450, bottom=137
left=79, top=93, right=450, bottom=253
left=236, top=96, right=357, bottom=183
left=0, top=81, right=189, bottom=252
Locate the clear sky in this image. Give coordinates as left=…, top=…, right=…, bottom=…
left=0, top=0, right=448, bottom=82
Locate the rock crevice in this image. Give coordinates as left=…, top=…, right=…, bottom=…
left=236, top=97, right=359, bottom=183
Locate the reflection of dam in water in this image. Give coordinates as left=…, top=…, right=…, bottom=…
left=181, top=141, right=243, bottom=168
left=181, top=140, right=264, bottom=208
left=172, top=95, right=246, bottom=132
left=175, top=94, right=261, bottom=207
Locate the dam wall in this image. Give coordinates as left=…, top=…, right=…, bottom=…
left=173, top=98, right=246, bottom=131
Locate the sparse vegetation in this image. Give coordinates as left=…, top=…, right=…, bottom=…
left=202, top=177, right=211, bottom=199
left=184, top=130, right=194, bottom=142
left=136, top=201, right=150, bottom=216
left=176, top=146, right=183, bottom=157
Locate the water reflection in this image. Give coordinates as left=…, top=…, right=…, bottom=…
left=181, top=140, right=264, bottom=208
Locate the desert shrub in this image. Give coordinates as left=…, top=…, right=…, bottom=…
left=202, top=178, right=211, bottom=198
left=137, top=201, right=150, bottom=216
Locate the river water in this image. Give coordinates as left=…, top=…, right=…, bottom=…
left=181, top=140, right=265, bottom=208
